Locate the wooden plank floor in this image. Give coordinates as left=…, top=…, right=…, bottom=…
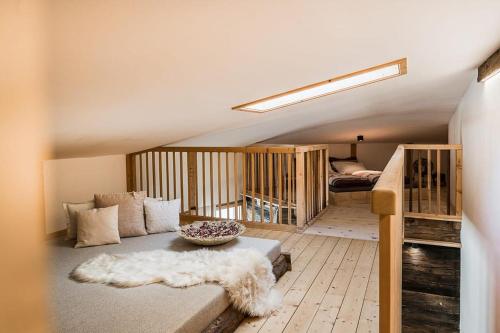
left=237, top=225, right=379, bottom=333
left=304, top=203, right=379, bottom=241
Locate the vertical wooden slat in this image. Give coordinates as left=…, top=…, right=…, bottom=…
left=140, top=154, right=143, bottom=191
left=296, top=151, right=305, bottom=230
left=234, top=153, right=238, bottom=220
left=166, top=152, right=170, bottom=200
left=407, top=149, right=413, bottom=212
left=152, top=152, right=156, bottom=198
left=437, top=149, right=441, bottom=214
left=427, top=149, right=431, bottom=212
left=226, top=152, right=230, bottom=221
left=202, top=153, right=206, bottom=217
left=251, top=153, right=256, bottom=222
left=447, top=150, right=451, bottom=215
left=319, top=150, right=324, bottom=210
left=180, top=152, right=184, bottom=213
left=187, top=152, right=197, bottom=215
left=218, top=152, right=222, bottom=219
left=268, top=152, right=274, bottom=224
left=195, top=153, right=198, bottom=215
left=325, top=148, right=329, bottom=207
left=173, top=152, right=177, bottom=199
left=210, top=152, right=214, bottom=218
left=417, top=151, right=422, bottom=213
left=278, top=153, right=283, bottom=224
left=242, top=153, right=247, bottom=222
left=146, top=152, right=150, bottom=197
left=306, top=152, right=310, bottom=220
left=126, top=154, right=135, bottom=192
left=287, top=153, right=292, bottom=225
left=455, top=149, right=463, bottom=216
left=260, top=153, right=264, bottom=223
left=151, top=151, right=156, bottom=198
left=292, top=155, right=295, bottom=203
left=159, top=152, right=163, bottom=199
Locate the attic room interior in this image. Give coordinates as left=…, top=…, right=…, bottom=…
left=1, top=1, right=500, bottom=333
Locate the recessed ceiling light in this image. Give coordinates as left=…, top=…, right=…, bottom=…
left=233, top=58, right=407, bottom=113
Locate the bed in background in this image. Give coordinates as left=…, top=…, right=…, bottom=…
left=328, top=157, right=382, bottom=193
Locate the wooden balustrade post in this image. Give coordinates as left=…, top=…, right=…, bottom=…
left=455, top=149, right=463, bottom=216
left=187, top=152, right=197, bottom=213
left=372, top=146, right=404, bottom=333
left=325, top=147, right=329, bottom=207
left=295, top=151, right=306, bottom=231
left=126, top=154, right=136, bottom=192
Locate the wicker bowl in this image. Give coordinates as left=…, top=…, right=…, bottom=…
left=178, top=221, right=246, bottom=246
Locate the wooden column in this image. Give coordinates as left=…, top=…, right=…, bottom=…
left=295, top=151, right=306, bottom=231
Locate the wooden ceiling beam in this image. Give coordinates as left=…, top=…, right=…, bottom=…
left=478, top=48, right=500, bottom=82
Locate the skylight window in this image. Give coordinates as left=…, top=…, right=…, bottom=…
left=233, top=58, right=407, bottom=113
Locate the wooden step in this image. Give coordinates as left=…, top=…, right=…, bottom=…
left=404, top=211, right=462, bottom=222
left=404, top=217, right=461, bottom=244
left=402, top=290, right=459, bottom=333
left=403, top=243, right=460, bottom=297
left=404, top=238, right=461, bottom=248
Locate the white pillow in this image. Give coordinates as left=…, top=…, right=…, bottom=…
left=144, top=198, right=181, bottom=234
left=332, top=161, right=367, bottom=175
left=63, top=200, right=95, bottom=240
left=75, top=205, right=120, bottom=248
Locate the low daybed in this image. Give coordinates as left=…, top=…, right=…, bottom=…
left=48, top=232, right=290, bottom=333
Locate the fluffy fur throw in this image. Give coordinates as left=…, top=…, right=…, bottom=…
left=71, top=248, right=281, bottom=316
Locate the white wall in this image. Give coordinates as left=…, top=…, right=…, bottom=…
left=329, top=143, right=398, bottom=170
left=448, top=75, right=500, bottom=332
left=43, top=155, right=127, bottom=234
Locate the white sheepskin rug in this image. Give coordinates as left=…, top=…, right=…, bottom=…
left=71, top=248, right=281, bottom=316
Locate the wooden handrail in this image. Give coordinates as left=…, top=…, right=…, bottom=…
left=371, top=145, right=404, bottom=333
left=373, top=143, right=463, bottom=333
left=372, top=146, right=404, bottom=215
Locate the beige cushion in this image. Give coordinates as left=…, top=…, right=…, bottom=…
left=94, top=191, right=147, bottom=237
left=75, top=205, right=120, bottom=248
left=144, top=198, right=180, bottom=234
left=63, top=201, right=95, bottom=240
left=332, top=161, right=367, bottom=175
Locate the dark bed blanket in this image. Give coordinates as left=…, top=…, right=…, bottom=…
left=328, top=172, right=379, bottom=192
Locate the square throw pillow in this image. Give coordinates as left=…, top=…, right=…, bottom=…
left=63, top=201, right=95, bottom=240
left=75, top=205, right=120, bottom=248
left=94, top=191, right=147, bottom=237
left=144, top=198, right=181, bottom=234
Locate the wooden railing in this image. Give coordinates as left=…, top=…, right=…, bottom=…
left=126, top=144, right=328, bottom=231
left=403, top=144, right=462, bottom=218
left=372, top=143, right=463, bottom=333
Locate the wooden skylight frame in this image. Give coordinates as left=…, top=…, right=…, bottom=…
left=232, top=58, right=407, bottom=113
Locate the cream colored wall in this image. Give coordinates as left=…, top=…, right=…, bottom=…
left=449, top=75, right=500, bottom=332
left=43, top=155, right=127, bottom=234
left=329, top=143, right=398, bottom=170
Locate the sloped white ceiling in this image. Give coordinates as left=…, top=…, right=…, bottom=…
left=48, top=0, right=500, bottom=157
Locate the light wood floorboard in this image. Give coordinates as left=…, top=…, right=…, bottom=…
left=239, top=209, right=379, bottom=333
